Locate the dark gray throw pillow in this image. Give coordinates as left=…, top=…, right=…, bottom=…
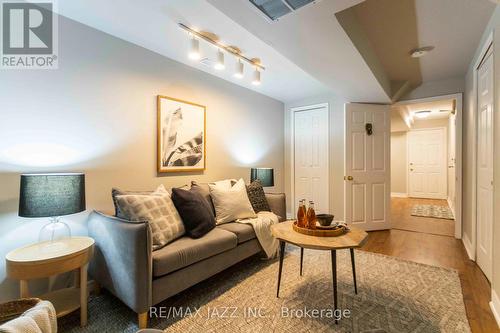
left=246, top=180, right=271, bottom=213
left=190, top=181, right=216, bottom=216
left=171, top=187, right=215, bottom=238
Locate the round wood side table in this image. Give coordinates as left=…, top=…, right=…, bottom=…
left=6, top=236, right=95, bottom=327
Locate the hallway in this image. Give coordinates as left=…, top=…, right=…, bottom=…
left=391, top=197, right=455, bottom=237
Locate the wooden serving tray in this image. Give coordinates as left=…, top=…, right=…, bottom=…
left=293, top=221, right=346, bottom=237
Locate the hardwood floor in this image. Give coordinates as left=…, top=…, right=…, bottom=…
left=391, top=197, right=455, bottom=237
left=360, top=229, right=499, bottom=333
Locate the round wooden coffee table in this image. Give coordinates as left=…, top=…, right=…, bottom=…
left=271, top=221, right=368, bottom=324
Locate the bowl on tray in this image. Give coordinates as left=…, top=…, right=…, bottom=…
left=316, top=214, right=334, bottom=227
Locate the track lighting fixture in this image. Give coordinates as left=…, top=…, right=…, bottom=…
left=252, top=68, right=261, bottom=85
left=188, top=35, right=200, bottom=60
left=179, top=23, right=264, bottom=85
left=234, top=59, right=244, bottom=79
left=414, top=110, right=431, bottom=119
left=214, top=49, right=225, bottom=70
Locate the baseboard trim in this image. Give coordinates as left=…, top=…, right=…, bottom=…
left=490, top=289, right=500, bottom=329
left=462, top=233, right=474, bottom=260
left=391, top=192, right=408, bottom=198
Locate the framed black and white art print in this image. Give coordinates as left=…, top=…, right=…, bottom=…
left=157, top=95, right=206, bottom=173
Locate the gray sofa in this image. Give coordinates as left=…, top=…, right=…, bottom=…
left=87, top=191, right=286, bottom=329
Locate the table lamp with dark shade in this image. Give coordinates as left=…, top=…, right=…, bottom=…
left=250, top=168, right=274, bottom=187
left=19, top=173, right=85, bottom=242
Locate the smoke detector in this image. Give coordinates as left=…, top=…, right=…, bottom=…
left=410, top=46, right=435, bottom=58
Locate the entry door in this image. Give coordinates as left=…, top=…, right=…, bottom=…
left=293, top=105, right=329, bottom=214
left=408, top=128, right=447, bottom=199
left=476, top=52, right=494, bottom=281
left=345, top=103, right=390, bottom=230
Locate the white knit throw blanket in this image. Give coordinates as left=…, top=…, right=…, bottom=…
left=0, top=300, right=57, bottom=333
left=237, top=211, right=279, bottom=259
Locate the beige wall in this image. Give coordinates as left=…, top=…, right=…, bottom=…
left=390, top=132, right=407, bottom=194
left=284, top=94, right=348, bottom=220
left=0, top=16, right=284, bottom=301
left=463, top=5, right=500, bottom=311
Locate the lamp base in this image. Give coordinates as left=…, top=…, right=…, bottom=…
left=39, top=217, right=72, bottom=243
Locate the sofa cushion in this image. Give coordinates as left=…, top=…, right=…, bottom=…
left=246, top=180, right=271, bottom=213
left=209, top=179, right=256, bottom=224
left=171, top=187, right=215, bottom=238
left=216, top=222, right=256, bottom=244
left=112, top=184, right=189, bottom=218
left=152, top=228, right=237, bottom=277
left=190, top=180, right=234, bottom=216
left=112, top=188, right=153, bottom=218
left=115, top=185, right=185, bottom=250
left=265, top=193, right=286, bottom=221
left=190, top=181, right=218, bottom=216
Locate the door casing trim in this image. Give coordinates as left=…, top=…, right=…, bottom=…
left=394, top=92, right=463, bottom=239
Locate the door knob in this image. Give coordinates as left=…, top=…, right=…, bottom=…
left=344, top=176, right=354, bottom=181
left=410, top=169, right=414, bottom=171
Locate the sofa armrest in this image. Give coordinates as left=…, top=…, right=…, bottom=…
left=265, top=193, right=286, bottom=222
left=87, top=210, right=152, bottom=314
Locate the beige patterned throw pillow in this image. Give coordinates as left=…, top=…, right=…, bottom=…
left=116, top=185, right=185, bottom=250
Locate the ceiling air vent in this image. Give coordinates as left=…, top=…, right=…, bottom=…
left=249, top=0, right=317, bottom=21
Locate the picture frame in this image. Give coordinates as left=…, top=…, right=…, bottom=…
left=157, top=95, right=206, bottom=173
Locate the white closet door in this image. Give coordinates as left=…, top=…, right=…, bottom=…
left=293, top=106, right=329, bottom=214
left=476, top=52, right=494, bottom=282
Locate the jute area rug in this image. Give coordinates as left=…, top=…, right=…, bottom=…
left=59, top=247, right=470, bottom=333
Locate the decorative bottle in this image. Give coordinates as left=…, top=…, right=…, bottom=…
left=306, top=201, right=317, bottom=229
left=297, top=199, right=307, bottom=228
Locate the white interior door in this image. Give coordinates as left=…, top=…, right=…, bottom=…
left=344, top=103, right=390, bottom=230
left=293, top=105, right=329, bottom=214
left=476, top=52, right=494, bottom=281
left=408, top=128, right=447, bottom=199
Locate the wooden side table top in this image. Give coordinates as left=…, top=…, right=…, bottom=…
left=271, top=221, right=368, bottom=250
left=6, top=237, right=94, bottom=280
left=6, top=237, right=94, bottom=263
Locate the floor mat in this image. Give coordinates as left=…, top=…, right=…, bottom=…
left=411, top=204, right=454, bottom=220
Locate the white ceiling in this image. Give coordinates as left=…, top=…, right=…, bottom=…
left=209, top=0, right=392, bottom=103
left=414, top=0, right=496, bottom=82
left=56, top=0, right=497, bottom=104
left=56, top=0, right=330, bottom=103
